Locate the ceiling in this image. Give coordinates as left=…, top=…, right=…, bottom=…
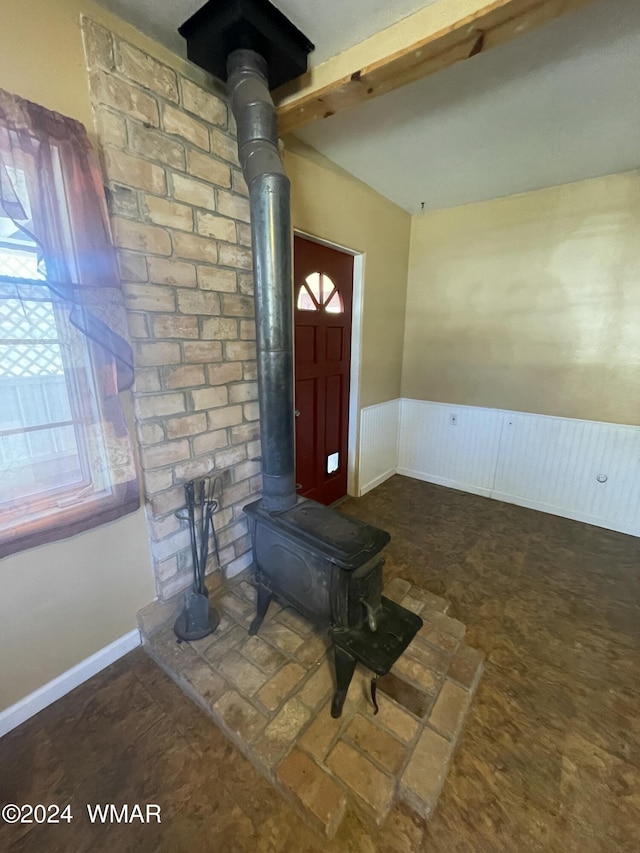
left=97, top=0, right=439, bottom=66
left=98, top=0, right=640, bottom=214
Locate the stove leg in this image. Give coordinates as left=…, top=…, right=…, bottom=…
left=331, top=646, right=356, bottom=718
left=370, top=674, right=379, bottom=715
left=249, top=583, right=272, bottom=636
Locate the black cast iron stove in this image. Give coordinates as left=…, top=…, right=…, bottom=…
left=245, top=498, right=422, bottom=716
left=180, top=0, right=422, bottom=717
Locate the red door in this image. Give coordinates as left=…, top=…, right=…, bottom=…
left=294, top=236, right=354, bottom=505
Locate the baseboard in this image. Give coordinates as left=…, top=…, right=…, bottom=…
left=395, top=470, right=639, bottom=536
left=0, top=629, right=141, bottom=738
left=396, top=467, right=493, bottom=499
left=491, top=491, right=640, bottom=538
left=359, top=467, right=397, bottom=496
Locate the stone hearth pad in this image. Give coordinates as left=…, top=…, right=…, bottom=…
left=142, top=575, right=483, bottom=837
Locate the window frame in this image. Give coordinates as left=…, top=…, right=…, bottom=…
left=296, top=271, right=345, bottom=314
left=0, top=100, right=139, bottom=559
left=0, top=270, right=131, bottom=541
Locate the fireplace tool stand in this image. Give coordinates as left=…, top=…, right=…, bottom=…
left=174, top=478, right=221, bottom=642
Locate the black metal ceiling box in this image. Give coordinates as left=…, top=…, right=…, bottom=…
left=244, top=498, right=390, bottom=570
left=178, top=0, right=314, bottom=90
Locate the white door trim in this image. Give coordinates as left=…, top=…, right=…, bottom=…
left=293, top=229, right=364, bottom=497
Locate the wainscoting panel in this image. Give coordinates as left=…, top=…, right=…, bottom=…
left=358, top=399, right=400, bottom=495
left=358, top=398, right=640, bottom=536
left=493, top=411, right=640, bottom=535
left=398, top=399, right=504, bottom=497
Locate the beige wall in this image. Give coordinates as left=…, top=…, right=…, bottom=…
left=0, top=513, right=153, bottom=709
left=2, top=0, right=201, bottom=129
left=403, top=171, right=640, bottom=426
left=3, top=0, right=95, bottom=127
left=284, top=138, right=411, bottom=410
left=0, top=0, right=159, bottom=711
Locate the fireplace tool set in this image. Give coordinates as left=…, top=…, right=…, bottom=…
left=174, top=477, right=222, bottom=642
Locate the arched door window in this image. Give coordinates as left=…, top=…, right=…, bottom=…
left=297, top=272, right=344, bottom=314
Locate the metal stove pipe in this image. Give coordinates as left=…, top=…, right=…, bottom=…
left=227, top=49, right=296, bottom=512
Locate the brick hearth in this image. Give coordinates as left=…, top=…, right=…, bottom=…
left=141, top=575, right=483, bottom=837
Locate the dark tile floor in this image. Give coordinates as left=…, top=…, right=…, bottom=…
left=2, top=476, right=639, bottom=852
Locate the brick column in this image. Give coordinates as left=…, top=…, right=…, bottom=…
left=82, top=18, right=260, bottom=600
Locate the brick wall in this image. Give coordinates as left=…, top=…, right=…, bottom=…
left=82, top=18, right=260, bottom=600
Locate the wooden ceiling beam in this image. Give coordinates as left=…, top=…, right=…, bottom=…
left=275, top=0, right=598, bottom=135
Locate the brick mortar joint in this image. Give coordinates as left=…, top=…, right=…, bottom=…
left=86, top=70, right=239, bottom=176
left=117, top=113, right=239, bottom=173
left=84, top=25, right=260, bottom=596
left=85, top=22, right=229, bottom=125
left=100, top=148, right=242, bottom=199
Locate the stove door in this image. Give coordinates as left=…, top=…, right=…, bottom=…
left=254, top=522, right=332, bottom=622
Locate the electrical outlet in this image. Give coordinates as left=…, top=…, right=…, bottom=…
left=450, top=413, right=458, bottom=426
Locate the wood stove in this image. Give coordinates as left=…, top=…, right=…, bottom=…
left=180, top=0, right=422, bottom=717
left=245, top=497, right=422, bottom=716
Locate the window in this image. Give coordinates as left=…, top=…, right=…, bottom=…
left=0, top=88, right=138, bottom=558
left=297, top=272, right=344, bottom=313
left=0, top=296, right=86, bottom=502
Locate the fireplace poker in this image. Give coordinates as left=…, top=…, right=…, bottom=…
left=185, top=480, right=200, bottom=586
left=197, top=478, right=207, bottom=593
left=198, top=478, right=216, bottom=594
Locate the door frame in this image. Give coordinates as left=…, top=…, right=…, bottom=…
left=293, top=229, right=364, bottom=498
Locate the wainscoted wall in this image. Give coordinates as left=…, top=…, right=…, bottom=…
left=358, top=399, right=401, bottom=495
left=398, top=400, right=503, bottom=498
left=359, top=398, right=640, bottom=537
left=490, top=409, right=640, bottom=535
